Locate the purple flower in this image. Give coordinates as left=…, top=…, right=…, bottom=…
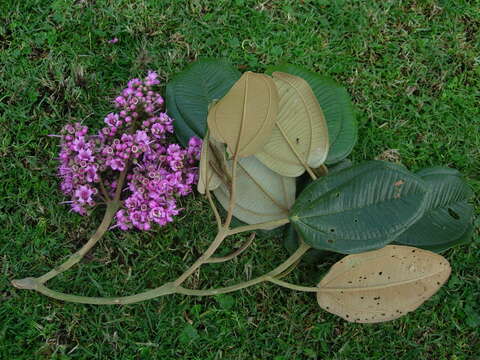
left=72, top=137, right=87, bottom=151
left=74, top=185, right=95, bottom=205
left=109, top=158, right=125, bottom=171
left=55, top=71, right=201, bottom=232
left=145, top=71, right=160, bottom=86
left=85, top=165, right=99, bottom=183
left=134, top=130, right=149, bottom=145
left=104, top=113, right=120, bottom=127
left=77, top=148, right=94, bottom=162
left=71, top=202, right=87, bottom=215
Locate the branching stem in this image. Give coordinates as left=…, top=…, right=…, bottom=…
left=36, top=201, right=120, bottom=284
left=98, top=176, right=111, bottom=202
left=13, top=240, right=311, bottom=304
left=12, top=135, right=314, bottom=305
left=206, top=233, right=255, bottom=264
left=12, top=161, right=130, bottom=288
left=227, top=218, right=290, bottom=236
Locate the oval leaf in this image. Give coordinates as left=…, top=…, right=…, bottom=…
left=284, top=225, right=331, bottom=264
left=317, top=245, right=451, bottom=323
left=266, top=64, right=357, bottom=164
left=290, top=161, right=428, bottom=254
left=166, top=59, right=241, bottom=147
left=208, top=72, right=279, bottom=157
left=255, top=72, right=329, bottom=177
left=197, top=135, right=226, bottom=194
left=166, top=83, right=197, bottom=146
left=395, top=167, right=474, bottom=252
left=328, top=158, right=353, bottom=174
left=213, top=156, right=295, bottom=230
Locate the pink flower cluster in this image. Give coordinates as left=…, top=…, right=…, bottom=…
left=56, top=71, right=202, bottom=230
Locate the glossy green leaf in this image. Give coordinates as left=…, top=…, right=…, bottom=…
left=165, top=83, right=197, bottom=146
left=395, top=167, right=474, bottom=252
left=283, top=225, right=331, bottom=264
left=213, top=156, right=295, bottom=230
left=166, top=59, right=240, bottom=146
left=290, top=161, right=428, bottom=254
left=266, top=64, right=357, bottom=164
left=329, top=158, right=353, bottom=173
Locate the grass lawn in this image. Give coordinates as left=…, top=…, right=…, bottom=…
left=1, top=0, right=479, bottom=359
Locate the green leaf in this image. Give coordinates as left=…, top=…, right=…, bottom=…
left=416, top=166, right=461, bottom=177
left=165, top=83, right=196, bottom=146
left=290, top=161, right=428, bottom=254
left=283, top=225, right=331, bottom=264
left=166, top=59, right=240, bottom=147
left=395, top=167, right=474, bottom=252
left=329, top=158, right=353, bottom=173
left=266, top=64, right=357, bottom=165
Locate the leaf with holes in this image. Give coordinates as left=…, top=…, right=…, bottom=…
left=266, top=64, right=356, bottom=164
left=166, top=59, right=241, bottom=147
left=395, top=167, right=474, bottom=252
left=255, top=72, right=329, bottom=177
left=208, top=71, right=278, bottom=157
left=317, top=245, right=451, bottom=323
left=290, top=161, right=428, bottom=254
left=213, top=156, right=295, bottom=230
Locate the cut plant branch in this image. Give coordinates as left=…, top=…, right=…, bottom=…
left=12, top=62, right=474, bottom=325
left=206, top=233, right=255, bottom=264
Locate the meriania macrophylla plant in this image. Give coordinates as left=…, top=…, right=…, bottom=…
left=13, top=60, right=475, bottom=323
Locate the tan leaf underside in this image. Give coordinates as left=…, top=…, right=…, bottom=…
left=207, top=71, right=278, bottom=158
left=316, top=245, right=451, bottom=323
left=255, top=71, right=329, bottom=177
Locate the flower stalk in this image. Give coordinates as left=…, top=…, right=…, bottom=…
left=12, top=146, right=315, bottom=304
left=11, top=71, right=318, bottom=305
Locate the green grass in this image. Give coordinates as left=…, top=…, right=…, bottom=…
left=1, top=0, right=479, bottom=358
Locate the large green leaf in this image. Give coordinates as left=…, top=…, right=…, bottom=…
left=328, top=158, right=353, bottom=173
left=283, top=225, right=331, bottom=264
left=165, top=83, right=197, bottom=146
left=166, top=59, right=240, bottom=147
left=266, top=64, right=357, bottom=164
left=395, top=167, right=474, bottom=252
left=290, top=161, right=428, bottom=254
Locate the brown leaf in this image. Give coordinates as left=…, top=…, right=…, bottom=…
left=255, top=72, right=329, bottom=177
left=207, top=71, right=279, bottom=157
left=197, top=134, right=226, bottom=194
left=317, top=245, right=451, bottom=323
